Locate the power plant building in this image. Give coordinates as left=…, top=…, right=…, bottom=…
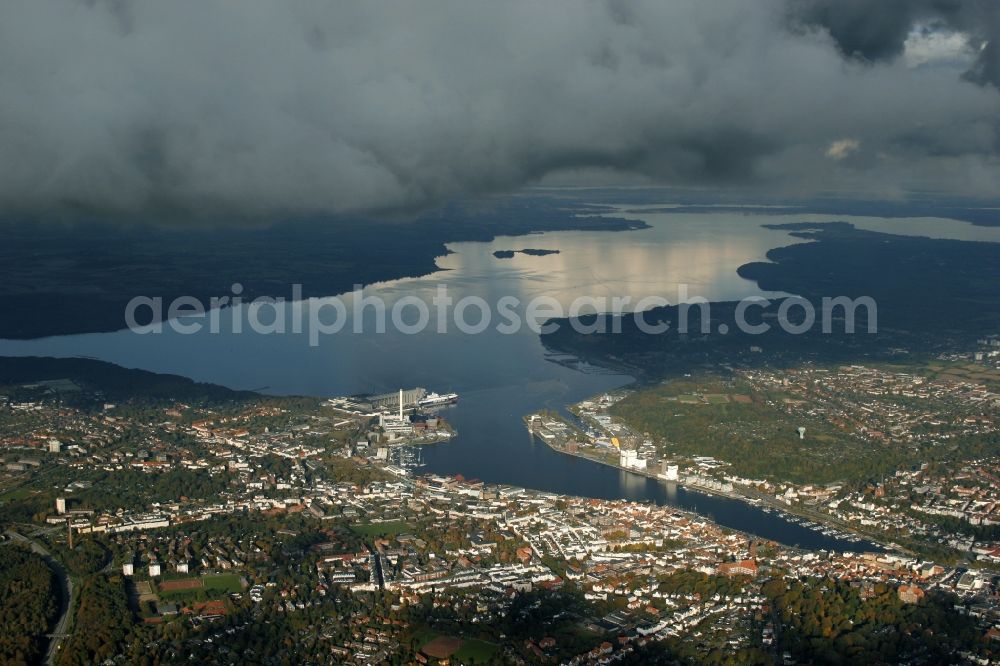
left=365, top=387, right=427, bottom=411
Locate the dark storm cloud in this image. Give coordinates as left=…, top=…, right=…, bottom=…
left=787, top=0, right=1000, bottom=85
left=1, top=0, right=999, bottom=221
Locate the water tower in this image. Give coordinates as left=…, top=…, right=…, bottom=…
left=797, top=426, right=806, bottom=440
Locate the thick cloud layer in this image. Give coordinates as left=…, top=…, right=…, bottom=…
left=788, top=0, right=1000, bottom=84
left=1, top=0, right=998, bottom=221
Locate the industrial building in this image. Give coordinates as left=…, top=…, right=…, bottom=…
left=365, top=387, right=427, bottom=411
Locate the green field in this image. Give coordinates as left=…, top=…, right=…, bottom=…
left=611, top=367, right=1000, bottom=485
left=0, top=488, right=37, bottom=501
left=409, top=627, right=438, bottom=646
left=453, top=638, right=500, bottom=663
left=203, top=573, right=243, bottom=593
left=921, top=361, right=1000, bottom=389
left=611, top=373, right=891, bottom=484
left=157, top=573, right=243, bottom=601
left=350, top=520, right=411, bottom=538
left=411, top=629, right=499, bottom=665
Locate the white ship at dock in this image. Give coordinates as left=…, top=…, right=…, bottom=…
left=417, top=392, right=459, bottom=408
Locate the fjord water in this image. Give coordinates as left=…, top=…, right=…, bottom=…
left=5, top=211, right=999, bottom=550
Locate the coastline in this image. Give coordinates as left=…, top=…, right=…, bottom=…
left=529, top=428, right=745, bottom=501
left=520, top=431, right=882, bottom=555
left=0, top=201, right=647, bottom=341
left=524, top=413, right=889, bottom=553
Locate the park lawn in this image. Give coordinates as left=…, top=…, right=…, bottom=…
left=409, top=627, right=439, bottom=646
left=918, top=360, right=1000, bottom=389
left=203, top=573, right=243, bottom=592
left=609, top=374, right=886, bottom=484
left=453, top=638, right=499, bottom=662
left=157, top=573, right=243, bottom=600
left=0, top=487, right=37, bottom=500
left=350, top=520, right=411, bottom=538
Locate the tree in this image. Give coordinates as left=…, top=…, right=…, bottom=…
left=0, top=545, right=59, bottom=665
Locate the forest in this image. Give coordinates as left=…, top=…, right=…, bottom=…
left=0, top=544, right=60, bottom=665
left=56, top=575, right=134, bottom=666
left=763, top=577, right=988, bottom=664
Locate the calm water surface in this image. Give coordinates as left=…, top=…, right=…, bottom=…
left=5, top=210, right=993, bottom=550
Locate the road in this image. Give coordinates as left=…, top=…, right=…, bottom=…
left=5, top=529, right=73, bottom=666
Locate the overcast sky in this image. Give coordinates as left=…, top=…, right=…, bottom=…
left=1, top=0, right=998, bottom=221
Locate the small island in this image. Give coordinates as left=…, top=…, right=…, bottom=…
left=492, top=248, right=560, bottom=259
